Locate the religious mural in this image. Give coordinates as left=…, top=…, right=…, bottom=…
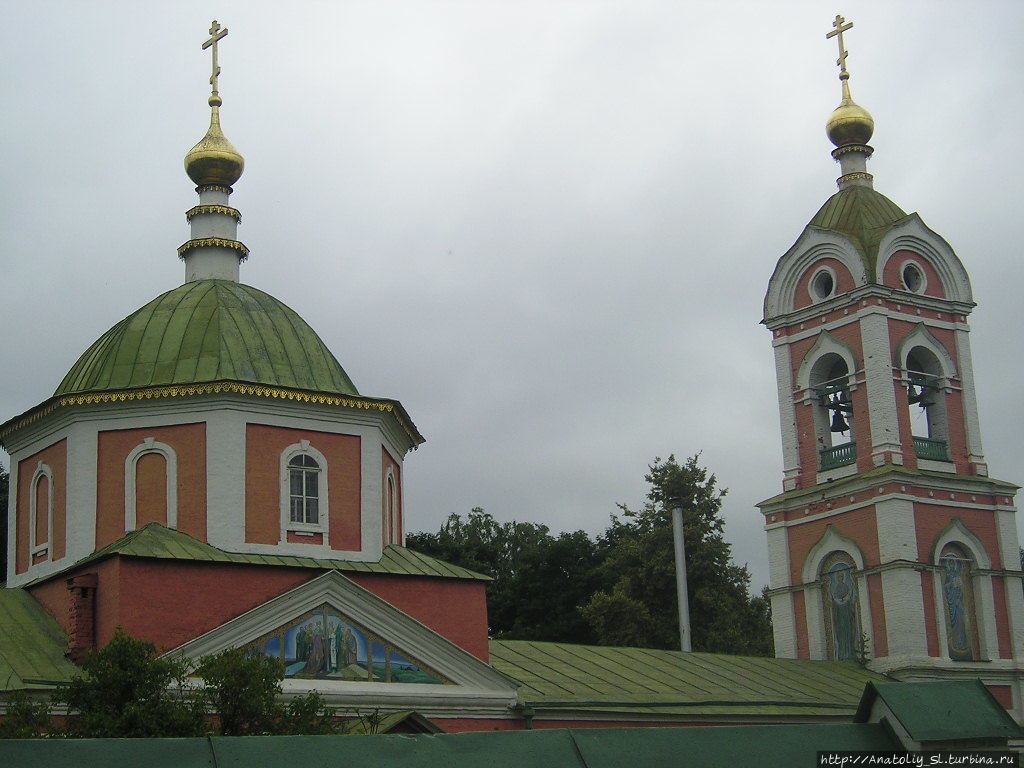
left=821, top=554, right=858, bottom=661
left=248, top=604, right=450, bottom=684
left=940, top=545, right=977, bottom=662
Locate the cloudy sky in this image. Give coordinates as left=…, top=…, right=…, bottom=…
left=2, top=1, right=1022, bottom=590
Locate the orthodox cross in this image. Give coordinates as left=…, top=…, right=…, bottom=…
left=826, top=14, right=853, bottom=81
left=203, top=20, right=229, bottom=97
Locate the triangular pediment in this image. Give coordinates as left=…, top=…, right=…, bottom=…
left=167, top=571, right=519, bottom=714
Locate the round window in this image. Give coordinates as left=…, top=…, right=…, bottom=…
left=811, top=268, right=835, bottom=301
left=902, top=262, right=925, bottom=293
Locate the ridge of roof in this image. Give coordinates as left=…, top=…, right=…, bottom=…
left=24, top=523, right=491, bottom=586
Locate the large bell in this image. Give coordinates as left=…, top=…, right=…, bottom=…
left=830, top=408, right=850, bottom=433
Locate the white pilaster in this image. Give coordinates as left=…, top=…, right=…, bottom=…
left=859, top=311, right=902, bottom=463
left=773, top=342, right=800, bottom=489
left=883, top=567, right=929, bottom=658
left=770, top=593, right=797, bottom=658
left=66, top=420, right=97, bottom=565
left=954, top=328, right=986, bottom=467
left=206, top=409, right=247, bottom=551
left=996, top=509, right=1024, bottom=657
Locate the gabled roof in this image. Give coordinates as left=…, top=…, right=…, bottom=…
left=27, top=523, right=490, bottom=585
left=489, top=640, right=889, bottom=718
left=855, top=680, right=1022, bottom=742
left=0, top=588, right=79, bottom=689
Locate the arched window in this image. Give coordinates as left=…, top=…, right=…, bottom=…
left=384, top=471, right=399, bottom=545
left=939, top=543, right=979, bottom=661
left=905, top=346, right=949, bottom=462
left=820, top=551, right=861, bottom=661
left=810, top=353, right=856, bottom=468
left=288, top=454, right=321, bottom=525
left=30, top=463, right=53, bottom=560
left=280, top=441, right=329, bottom=540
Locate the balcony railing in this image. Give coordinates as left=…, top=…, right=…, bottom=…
left=820, top=442, right=857, bottom=470
left=913, top=436, right=949, bottom=462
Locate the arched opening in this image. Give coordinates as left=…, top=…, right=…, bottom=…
left=810, top=353, right=856, bottom=469
left=820, top=551, right=861, bottom=661
left=31, top=469, right=52, bottom=558
left=134, top=451, right=169, bottom=529
left=906, top=345, right=949, bottom=461
left=939, top=543, right=979, bottom=661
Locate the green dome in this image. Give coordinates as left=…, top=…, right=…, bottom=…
left=56, top=280, right=358, bottom=397
left=807, top=185, right=909, bottom=275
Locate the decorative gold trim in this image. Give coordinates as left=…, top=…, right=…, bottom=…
left=836, top=172, right=874, bottom=187
left=177, top=237, right=250, bottom=261
left=831, top=144, right=873, bottom=159
left=1, top=381, right=423, bottom=446
left=186, top=204, right=241, bottom=222
left=195, top=184, right=233, bottom=194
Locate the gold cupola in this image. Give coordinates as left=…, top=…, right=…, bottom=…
left=184, top=21, right=244, bottom=188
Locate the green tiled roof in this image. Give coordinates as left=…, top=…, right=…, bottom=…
left=37, top=523, right=490, bottom=583
left=55, top=280, right=357, bottom=397
left=489, top=640, right=889, bottom=717
left=807, top=185, right=909, bottom=276
left=855, top=680, right=1023, bottom=742
left=0, top=588, right=79, bottom=689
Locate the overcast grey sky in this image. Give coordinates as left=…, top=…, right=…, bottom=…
left=2, top=1, right=1022, bottom=590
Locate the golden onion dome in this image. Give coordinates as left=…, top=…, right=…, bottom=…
left=826, top=96, right=874, bottom=147
left=184, top=96, right=245, bottom=187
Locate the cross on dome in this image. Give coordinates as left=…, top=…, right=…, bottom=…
left=203, top=20, right=229, bottom=106
left=826, top=14, right=853, bottom=82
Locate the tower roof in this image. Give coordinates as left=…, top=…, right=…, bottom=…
left=806, top=185, right=909, bottom=273
left=55, top=280, right=358, bottom=397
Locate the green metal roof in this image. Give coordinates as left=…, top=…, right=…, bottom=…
left=55, top=280, right=357, bottom=397
left=489, top=640, right=889, bottom=717
left=0, top=588, right=79, bottom=690
left=807, top=185, right=909, bottom=275
left=33, top=523, right=490, bottom=584
left=855, top=680, right=1023, bottom=742
left=0, top=724, right=902, bottom=768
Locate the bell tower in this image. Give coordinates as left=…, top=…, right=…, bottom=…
left=759, top=15, right=1024, bottom=718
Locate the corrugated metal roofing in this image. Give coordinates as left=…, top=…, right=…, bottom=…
left=0, top=588, right=79, bottom=689
left=50, top=523, right=490, bottom=583
left=489, top=640, right=889, bottom=717
left=55, top=280, right=358, bottom=397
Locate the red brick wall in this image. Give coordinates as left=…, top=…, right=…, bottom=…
left=786, top=507, right=880, bottom=585
left=792, top=257, right=858, bottom=311
left=15, top=439, right=67, bottom=574
left=96, top=424, right=207, bottom=548
left=245, top=424, right=361, bottom=551
left=792, top=591, right=809, bottom=659
left=880, top=249, right=948, bottom=298
left=986, top=684, right=1014, bottom=711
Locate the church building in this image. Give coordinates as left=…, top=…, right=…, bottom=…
left=1, top=17, right=1022, bottom=734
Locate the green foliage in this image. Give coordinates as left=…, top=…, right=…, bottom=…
left=0, top=691, right=52, bottom=738
left=194, top=648, right=337, bottom=736
left=580, top=455, right=773, bottom=655
left=2, top=633, right=339, bottom=739
left=56, top=629, right=206, bottom=738
left=406, top=508, right=604, bottom=643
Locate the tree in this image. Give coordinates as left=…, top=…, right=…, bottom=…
left=194, top=648, right=336, bottom=735
left=406, top=509, right=605, bottom=643
left=579, top=455, right=773, bottom=655
left=5, top=631, right=339, bottom=738
left=57, top=629, right=206, bottom=738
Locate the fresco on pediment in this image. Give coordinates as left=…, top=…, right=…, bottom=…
left=248, top=604, right=450, bottom=684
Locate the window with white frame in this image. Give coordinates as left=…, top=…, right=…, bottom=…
left=289, top=454, right=321, bottom=525
left=280, top=441, right=329, bottom=538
